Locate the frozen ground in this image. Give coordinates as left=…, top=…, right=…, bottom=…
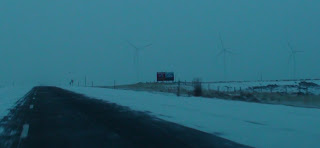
left=0, top=86, right=33, bottom=133
left=65, top=86, right=320, bottom=148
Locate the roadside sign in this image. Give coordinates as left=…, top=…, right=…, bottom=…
left=157, top=72, right=174, bottom=82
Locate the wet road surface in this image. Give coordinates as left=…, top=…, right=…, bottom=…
left=0, top=86, right=250, bottom=148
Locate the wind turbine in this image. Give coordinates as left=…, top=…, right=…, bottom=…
left=287, top=42, right=303, bottom=79
left=127, top=41, right=152, bottom=82
left=217, top=33, right=234, bottom=81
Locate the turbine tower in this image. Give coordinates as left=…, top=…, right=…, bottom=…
left=217, top=33, right=233, bottom=81
left=287, top=42, right=303, bottom=79
left=127, top=41, right=152, bottom=82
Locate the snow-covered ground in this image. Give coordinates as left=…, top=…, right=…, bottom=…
left=134, top=79, right=320, bottom=95
left=0, top=86, right=33, bottom=133
left=65, top=87, right=320, bottom=148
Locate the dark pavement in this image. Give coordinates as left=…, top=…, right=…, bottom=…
left=0, top=86, right=250, bottom=148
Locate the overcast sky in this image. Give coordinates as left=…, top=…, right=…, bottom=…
left=0, top=0, right=319, bottom=86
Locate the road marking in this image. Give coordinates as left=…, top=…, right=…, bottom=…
left=20, top=124, right=29, bottom=139
left=29, top=105, right=34, bottom=109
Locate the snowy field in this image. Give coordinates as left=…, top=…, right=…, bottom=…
left=123, top=79, right=320, bottom=96
left=65, top=87, right=320, bottom=148
left=0, top=86, right=33, bottom=134
left=169, top=79, right=320, bottom=94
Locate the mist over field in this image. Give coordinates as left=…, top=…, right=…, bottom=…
left=1, top=0, right=319, bottom=86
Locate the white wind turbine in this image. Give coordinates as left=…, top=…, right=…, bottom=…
left=287, top=42, right=303, bottom=79
left=127, top=41, right=152, bottom=82
left=217, top=33, right=234, bottom=81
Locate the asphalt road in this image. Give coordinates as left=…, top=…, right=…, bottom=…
left=0, top=86, right=250, bottom=148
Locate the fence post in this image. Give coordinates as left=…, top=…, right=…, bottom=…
left=306, top=87, right=309, bottom=95
left=285, top=86, right=288, bottom=93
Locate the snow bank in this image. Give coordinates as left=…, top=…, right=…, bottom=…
left=64, top=87, right=320, bottom=148
left=0, top=86, right=33, bottom=120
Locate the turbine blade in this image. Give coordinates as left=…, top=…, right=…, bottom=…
left=226, top=50, right=234, bottom=55
left=295, top=50, right=304, bottom=53
left=141, top=44, right=152, bottom=50
left=287, top=42, right=294, bottom=51
left=219, top=33, right=225, bottom=49
left=126, top=40, right=139, bottom=50
left=217, top=50, right=224, bottom=57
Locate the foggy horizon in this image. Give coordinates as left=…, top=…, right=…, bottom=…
left=1, top=0, right=319, bottom=86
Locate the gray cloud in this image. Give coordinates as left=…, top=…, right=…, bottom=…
left=0, top=0, right=319, bottom=86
